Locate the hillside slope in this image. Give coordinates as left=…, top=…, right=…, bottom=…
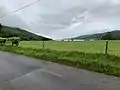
left=0, top=26, right=51, bottom=41
left=73, top=30, right=120, bottom=40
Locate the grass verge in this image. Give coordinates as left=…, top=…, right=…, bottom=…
left=0, top=45, right=120, bottom=77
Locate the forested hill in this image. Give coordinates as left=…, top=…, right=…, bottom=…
left=73, top=30, right=120, bottom=40
left=0, top=25, right=51, bottom=41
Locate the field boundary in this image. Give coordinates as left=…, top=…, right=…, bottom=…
left=0, top=45, right=120, bottom=77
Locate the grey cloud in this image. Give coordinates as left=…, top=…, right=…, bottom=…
left=0, top=8, right=30, bottom=30
left=1, top=0, right=120, bottom=39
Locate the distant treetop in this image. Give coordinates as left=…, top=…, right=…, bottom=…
left=0, top=23, right=2, bottom=29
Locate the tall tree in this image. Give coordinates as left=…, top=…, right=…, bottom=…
left=0, top=23, right=2, bottom=29
left=0, top=23, right=2, bottom=37
left=101, top=32, right=112, bottom=40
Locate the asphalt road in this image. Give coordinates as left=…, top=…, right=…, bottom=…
left=0, top=51, right=120, bottom=90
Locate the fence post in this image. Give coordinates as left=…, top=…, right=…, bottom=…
left=105, top=40, right=109, bottom=55
left=42, top=40, right=45, bottom=49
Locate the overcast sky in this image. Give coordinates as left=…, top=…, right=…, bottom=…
left=0, top=0, right=120, bottom=39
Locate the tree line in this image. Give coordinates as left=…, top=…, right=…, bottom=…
left=101, top=32, right=120, bottom=40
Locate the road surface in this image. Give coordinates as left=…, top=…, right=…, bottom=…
left=0, top=51, right=120, bottom=90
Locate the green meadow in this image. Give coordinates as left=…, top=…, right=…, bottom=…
left=21, top=40, right=120, bottom=56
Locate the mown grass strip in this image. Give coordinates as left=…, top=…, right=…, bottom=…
left=0, top=45, right=120, bottom=77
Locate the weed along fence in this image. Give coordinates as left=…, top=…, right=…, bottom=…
left=0, top=37, right=20, bottom=46
left=0, top=39, right=120, bottom=56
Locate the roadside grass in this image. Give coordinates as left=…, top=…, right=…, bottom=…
left=0, top=45, right=120, bottom=77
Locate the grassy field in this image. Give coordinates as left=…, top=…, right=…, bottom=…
left=0, top=40, right=120, bottom=77
left=20, top=40, right=120, bottom=56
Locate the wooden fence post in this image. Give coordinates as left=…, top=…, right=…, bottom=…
left=42, top=40, right=45, bottom=49
left=105, top=40, right=109, bottom=55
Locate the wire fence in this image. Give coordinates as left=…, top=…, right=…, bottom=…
left=19, top=40, right=120, bottom=56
